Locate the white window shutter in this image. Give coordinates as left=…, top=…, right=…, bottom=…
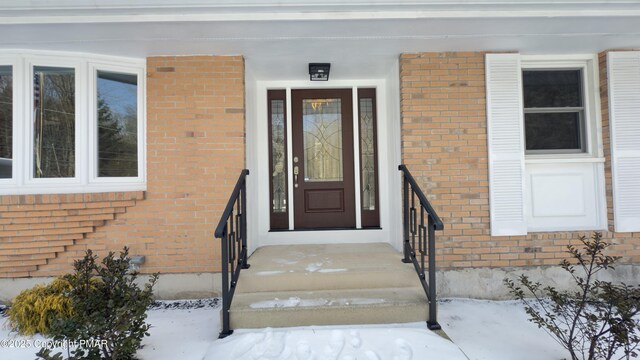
left=607, top=51, right=640, bottom=232
left=485, top=54, right=527, bottom=236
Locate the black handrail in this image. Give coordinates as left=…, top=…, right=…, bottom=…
left=215, top=169, right=250, bottom=338
left=399, top=164, right=443, bottom=330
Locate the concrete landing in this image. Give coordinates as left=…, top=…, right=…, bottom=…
left=230, top=243, right=429, bottom=329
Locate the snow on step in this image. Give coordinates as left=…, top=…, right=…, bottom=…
left=249, top=296, right=386, bottom=309
left=230, top=288, right=428, bottom=329
left=236, top=243, right=420, bottom=293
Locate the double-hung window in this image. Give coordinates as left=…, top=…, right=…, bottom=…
left=523, top=69, right=586, bottom=153
left=0, top=52, right=145, bottom=195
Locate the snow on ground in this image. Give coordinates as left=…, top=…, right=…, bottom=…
left=439, top=299, right=569, bottom=360
left=206, top=324, right=467, bottom=360
left=0, top=298, right=573, bottom=360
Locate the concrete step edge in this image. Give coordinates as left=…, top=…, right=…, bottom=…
left=231, top=287, right=428, bottom=311
left=237, top=270, right=421, bottom=293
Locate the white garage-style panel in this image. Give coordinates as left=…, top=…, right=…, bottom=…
left=526, top=162, right=606, bottom=232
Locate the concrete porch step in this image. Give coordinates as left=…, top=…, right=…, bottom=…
left=236, top=243, right=419, bottom=292
left=230, top=287, right=429, bottom=329
left=230, top=242, right=430, bottom=329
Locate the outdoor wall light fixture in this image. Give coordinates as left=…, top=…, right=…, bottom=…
left=309, top=63, right=330, bottom=81
left=128, top=255, right=146, bottom=272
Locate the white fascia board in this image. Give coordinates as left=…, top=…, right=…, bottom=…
left=3, top=1, right=640, bottom=24
left=0, top=49, right=146, bottom=64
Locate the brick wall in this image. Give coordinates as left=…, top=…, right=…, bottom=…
left=0, top=192, right=142, bottom=277
left=1, top=55, right=246, bottom=277
left=400, top=51, right=640, bottom=269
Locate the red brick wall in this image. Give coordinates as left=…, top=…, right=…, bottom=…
left=1, top=55, right=246, bottom=277
left=400, top=51, right=640, bottom=269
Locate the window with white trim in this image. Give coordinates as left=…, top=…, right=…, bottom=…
left=0, top=53, right=145, bottom=195
left=523, top=69, right=586, bottom=154
left=486, top=54, right=607, bottom=236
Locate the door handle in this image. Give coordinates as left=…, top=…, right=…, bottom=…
left=293, top=166, right=299, bottom=187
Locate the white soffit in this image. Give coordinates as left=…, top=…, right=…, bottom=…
left=3, top=1, right=640, bottom=22
left=1, top=1, right=640, bottom=80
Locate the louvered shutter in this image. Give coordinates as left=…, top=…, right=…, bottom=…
left=485, top=54, right=527, bottom=236
left=607, top=51, right=640, bottom=232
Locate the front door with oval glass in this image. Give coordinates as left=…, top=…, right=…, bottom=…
left=267, top=88, right=379, bottom=230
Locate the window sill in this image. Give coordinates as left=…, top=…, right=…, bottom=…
left=0, top=182, right=146, bottom=196
left=527, top=225, right=608, bottom=233
left=525, top=156, right=605, bottom=164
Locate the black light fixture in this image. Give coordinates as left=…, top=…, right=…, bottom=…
left=309, top=63, right=330, bottom=81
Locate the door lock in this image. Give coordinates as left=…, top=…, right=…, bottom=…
left=293, top=166, right=299, bottom=188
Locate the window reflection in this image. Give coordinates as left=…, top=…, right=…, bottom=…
left=33, top=66, right=75, bottom=178
left=0, top=66, right=11, bottom=179
left=97, top=71, right=138, bottom=177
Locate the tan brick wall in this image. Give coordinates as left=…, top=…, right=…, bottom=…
left=400, top=51, right=640, bottom=269
left=0, top=192, right=143, bottom=277
left=0, top=55, right=246, bottom=277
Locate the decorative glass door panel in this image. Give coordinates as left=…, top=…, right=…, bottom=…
left=302, top=98, right=343, bottom=182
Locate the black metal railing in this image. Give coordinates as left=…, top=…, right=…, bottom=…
left=215, top=169, right=250, bottom=338
left=399, top=165, right=444, bottom=330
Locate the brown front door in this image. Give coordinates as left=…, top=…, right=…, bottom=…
left=291, top=89, right=356, bottom=229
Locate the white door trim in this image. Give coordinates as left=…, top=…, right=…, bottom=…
left=247, top=77, right=402, bottom=254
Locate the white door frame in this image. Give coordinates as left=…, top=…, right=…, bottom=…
left=246, top=69, right=402, bottom=254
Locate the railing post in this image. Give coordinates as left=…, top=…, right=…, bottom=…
left=399, top=165, right=443, bottom=332
left=215, top=169, right=250, bottom=339
left=219, top=225, right=232, bottom=338
left=241, top=176, right=250, bottom=269
left=402, top=174, right=411, bottom=263
left=427, top=216, right=441, bottom=330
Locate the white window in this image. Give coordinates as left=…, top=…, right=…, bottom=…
left=0, top=52, right=145, bottom=195
left=486, top=54, right=607, bottom=236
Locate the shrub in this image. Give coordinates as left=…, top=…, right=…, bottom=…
left=6, top=278, right=73, bottom=336
left=505, top=232, right=640, bottom=360
left=38, top=247, right=158, bottom=360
